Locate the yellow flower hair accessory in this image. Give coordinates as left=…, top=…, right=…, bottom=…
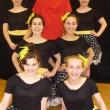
left=61, top=12, right=71, bottom=21
left=19, top=46, right=30, bottom=61
left=78, top=54, right=88, bottom=67
left=26, top=12, right=35, bottom=25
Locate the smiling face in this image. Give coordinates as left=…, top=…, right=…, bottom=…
left=66, top=58, right=84, bottom=80
left=64, top=16, right=78, bottom=34
left=23, top=58, right=39, bottom=75
left=79, top=0, right=90, bottom=7
left=31, top=17, right=44, bottom=35
left=11, top=0, right=22, bottom=6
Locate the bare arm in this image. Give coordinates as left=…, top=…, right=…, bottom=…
left=23, top=27, right=32, bottom=39
left=85, top=47, right=94, bottom=70
left=12, top=52, right=22, bottom=73
left=3, top=23, right=16, bottom=50
left=48, top=57, right=55, bottom=68
left=91, top=17, right=107, bottom=37
left=49, top=53, right=61, bottom=77
left=0, top=93, right=12, bottom=110
left=41, top=97, right=48, bottom=110
left=61, top=98, right=67, bottom=110
left=93, top=93, right=107, bottom=110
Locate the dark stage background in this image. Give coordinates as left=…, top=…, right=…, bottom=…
left=0, top=0, right=110, bottom=82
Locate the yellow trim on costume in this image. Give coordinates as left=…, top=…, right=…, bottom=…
left=78, top=54, right=88, bottom=67
left=37, top=67, right=48, bottom=75
left=26, top=12, right=35, bottom=25
left=74, top=30, right=94, bottom=35
left=61, top=12, right=71, bottom=21
left=8, top=30, right=28, bottom=36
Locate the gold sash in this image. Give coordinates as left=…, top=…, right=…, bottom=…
left=74, top=30, right=94, bottom=35
left=8, top=30, right=28, bottom=36
left=37, top=67, right=48, bottom=75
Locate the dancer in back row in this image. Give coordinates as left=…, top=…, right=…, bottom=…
left=74, top=0, right=107, bottom=65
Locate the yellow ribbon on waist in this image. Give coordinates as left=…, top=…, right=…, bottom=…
left=74, top=30, right=94, bottom=35
left=8, top=30, right=28, bottom=36
left=37, top=67, right=48, bottom=75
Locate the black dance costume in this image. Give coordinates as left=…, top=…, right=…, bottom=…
left=74, top=9, right=103, bottom=65
left=49, top=37, right=91, bottom=99
left=57, top=78, right=99, bottom=110
left=5, top=75, right=50, bottom=110
left=3, top=9, right=31, bottom=44
left=3, top=9, right=31, bottom=76
left=15, top=39, right=58, bottom=100
left=15, top=39, right=58, bottom=70
left=55, top=37, right=90, bottom=64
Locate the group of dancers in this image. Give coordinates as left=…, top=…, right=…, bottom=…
left=0, top=0, right=107, bottom=110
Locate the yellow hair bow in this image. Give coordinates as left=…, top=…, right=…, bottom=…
left=26, top=12, right=35, bottom=25
left=19, top=46, right=29, bottom=61
left=61, top=12, right=71, bottom=21
left=78, top=54, right=88, bottom=67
